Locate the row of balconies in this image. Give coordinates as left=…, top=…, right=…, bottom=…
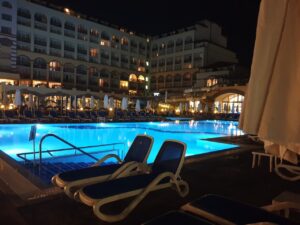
left=151, top=42, right=200, bottom=57
left=17, top=67, right=145, bottom=93
left=17, top=17, right=147, bottom=56
left=17, top=41, right=145, bottom=70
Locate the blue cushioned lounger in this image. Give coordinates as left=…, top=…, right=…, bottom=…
left=52, top=135, right=153, bottom=198
left=142, top=211, right=214, bottom=225
left=182, top=194, right=298, bottom=225
left=77, top=140, right=189, bottom=222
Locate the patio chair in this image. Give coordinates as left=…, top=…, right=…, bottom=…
left=22, top=109, right=38, bottom=122
left=181, top=194, right=298, bottom=225
left=76, top=140, right=189, bottom=222
left=52, top=135, right=154, bottom=198
left=275, top=160, right=300, bottom=181
left=142, top=210, right=214, bottom=225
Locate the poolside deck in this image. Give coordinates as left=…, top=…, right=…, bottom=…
left=0, top=138, right=299, bottom=225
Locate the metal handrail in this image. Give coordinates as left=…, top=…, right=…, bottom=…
left=39, top=134, right=99, bottom=165
left=17, top=142, right=125, bottom=160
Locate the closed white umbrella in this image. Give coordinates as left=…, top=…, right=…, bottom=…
left=90, top=96, right=95, bottom=109
left=109, top=97, right=114, bottom=109
left=239, top=0, right=300, bottom=164
left=81, top=96, right=86, bottom=108
left=27, top=94, right=33, bottom=109
left=103, top=95, right=109, bottom=109
left=179, top=103, right=183, bottom=114
left=121, top=97, right=127, bottom=110
left=135, top=99, right=141, bottom=112
left=14, top=89, right=22, bottom=106
left=204, top=104, right=209, bottom=113
left=146, top=100, right=151, bottom=110
left=72, top=96, right=77, bottom=109
left=197, top=101, right=202, bottom=112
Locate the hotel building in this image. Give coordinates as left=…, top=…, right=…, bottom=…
left=0, top=0, right=238, bottom=98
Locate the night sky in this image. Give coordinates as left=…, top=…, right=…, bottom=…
left=46, top=0, right=261, bottom=67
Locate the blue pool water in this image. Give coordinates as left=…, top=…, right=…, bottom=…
left=0, top=120, right=243, bottom=163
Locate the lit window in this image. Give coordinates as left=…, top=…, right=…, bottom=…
left=90, top=48, right=98, bottom=57
left=146, top=61, right=149, bottom=66
left=120, top=80, right=128, bottom=89
left=64, top=8, right=70, bottom=14
left=129, top=90, right=137, bottom=95
left=49, top=61, right=60, bottom=71
left=145, top=85, right=148, bottom=90
left=99, top=78, right=104, bottom=87
left=145, top=77, right=149, bottom=82
left=129, top=74, right=137, bottom=82
left=138, top=75, right=145, bottom=82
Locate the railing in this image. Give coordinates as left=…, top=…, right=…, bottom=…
left=17, top=133, right=125, bottom=166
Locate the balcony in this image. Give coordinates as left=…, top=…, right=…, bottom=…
left=64, top=29, right=75, bottom=38
left=121, top=63, right=128, bottom=69
left=63, top=72, right=74, bottom=83
left=89, top=57, right=98, bottom=63
left=64, top=51, right=75, bottom=59
left=139, top=49, right=146, bottom=55
left=184, top=43, right=193, bottom=50
left=33, top=69, right=47, bottom=80
left=50, top=48, right=61, bottom=57
left=17, top=66, right=31, bottom=79
left=166, top=65, right=173, bottom=71
left=50, top=26, right=61, bottom=35
left=77, top=53, right=87, bottom=61
left=121, top=45, right=128, bottom=51
left=49, top=71, right=61, bottom=82
left=131, top=47, right=137, bottom=54
left=34, top=21, right=47, bottom=31
left=167, top=47, right=174, bottom=54
left=17, top=17, right=31, bottom=27
left=78, top=33, right=88, bottom=41
left=174, top=81, right=181, bottom=87
left=174, top=64, right=182, bottom=70
left=175, top=45, right=183, bottom=52
left=17, top=42, right=31, bottom=51
left=101, top=58, right=109, bottom=65
left=34, top=45, right=46, bottom=54
left=89, top=36, right=98, bottom=44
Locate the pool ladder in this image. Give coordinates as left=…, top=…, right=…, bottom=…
left=17, top=133, right=125, bottom=166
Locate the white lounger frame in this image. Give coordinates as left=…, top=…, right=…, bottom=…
left=76, top=140, right=189, bottom=222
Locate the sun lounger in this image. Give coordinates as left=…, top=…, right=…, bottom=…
left=76, top=140, right=189, bottom=222
left=52, top=135, right=154, bottom=198
left=181, top=194, right=298, bottom=225
left=142, top=210, right=214, bottom=225
left=275, top=161, right=300, bottom=181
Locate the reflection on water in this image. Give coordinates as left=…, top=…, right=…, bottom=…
left=0, top=120, right=243, bottom=163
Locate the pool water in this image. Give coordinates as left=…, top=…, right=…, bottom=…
left=0, top=120, right=243, bottom=163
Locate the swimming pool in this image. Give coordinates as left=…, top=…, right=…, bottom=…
left=0, top=120, right=243, bottom=163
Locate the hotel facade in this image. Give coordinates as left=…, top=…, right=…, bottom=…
left=0, top=0, right=238, bottom=99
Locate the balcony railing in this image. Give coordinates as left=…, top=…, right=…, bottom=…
left=50, top=49, right=61, bottom=57
left=64, top=51, right=75, bottom=59
left=77, top=54, right=87, bottom=61
left=101, top=58, right=109, bottom=65
left=17, top=42, right=31, bottom=51
left=121, top=45, right=128, bottom=51
left=184, top=43, right=193, bottom=50
left=17, top=66, right=31, bottom=79
left=175, top=45, right=183, bottom=52
left=34, top=45, right=47, bottom=54
left=49, top=71, right=61, bottom=82
left=89, top=36, right=99, bottom=43
left=89, top=57, right=98, bottom=63
left=64, top=29, right=75, bottom=38
left=34, top=21, right=47, bottom=31
left=17, top=17, right=31, bottom=27
left=50, top=26, right=61, bottom=35
left=33, top=69, right=47, bottom=80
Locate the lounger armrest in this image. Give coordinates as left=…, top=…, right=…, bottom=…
left=262, top=202, right=300, bottom=212
left=108, top=161, right=141, bottom=179
left=93, top=154, right=123, bottom=166
left=92, top=172, right=189, bottom=222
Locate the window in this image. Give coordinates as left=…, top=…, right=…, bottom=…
left=129, top=74, right=137, bottom=82
left=49, top=61, right=60, bottom=71
left=2, top=1, right=12, bottom=8
left=2, top=14, right=12, bottom=21
left=1, top=26, right=11, bottom=34
left=89, top=48, right=98, bottom=57
left=120, top=80, right=128, bottom=89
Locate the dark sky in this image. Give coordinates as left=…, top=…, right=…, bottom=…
left=46, top=0, right=261, bottom=67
